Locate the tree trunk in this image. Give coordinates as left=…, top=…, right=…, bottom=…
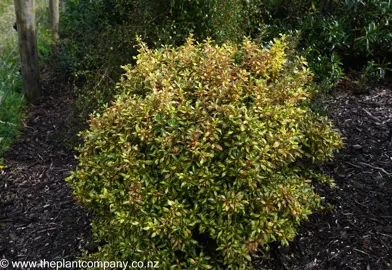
left=14, top=0, right=40, bottom=102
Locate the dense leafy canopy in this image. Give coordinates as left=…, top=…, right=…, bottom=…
left=67, top=37, right=342, bottom=269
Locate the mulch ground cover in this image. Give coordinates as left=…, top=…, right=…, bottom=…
left=0, top=74, right=391, bottom=270
left=257, top=87, right=392, bottom=270
left=0, top=74, right=91, bottom=266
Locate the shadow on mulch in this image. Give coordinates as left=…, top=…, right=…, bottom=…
left=0, top=73, right=91, bottom=265
left=0, top=73, right=391, bottom=270
left=256, top=87, right=392, bottom=270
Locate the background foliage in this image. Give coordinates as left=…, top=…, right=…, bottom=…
left=249, top=0, right=392, bottom=87
left=60, top=0, right=392, bottom=133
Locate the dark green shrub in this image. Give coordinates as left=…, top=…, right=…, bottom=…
left=60, top=0, right=248, bottom=74
left=248, top=0, right=392, bottom=87
left=67, top=36, right=342, bottom=269
left=156, top=0, right=246, bottom=45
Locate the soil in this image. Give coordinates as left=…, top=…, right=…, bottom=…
left=256, top=87, right=392, bottom=270
left=0, top=73, right=91, bottom=267
left=0, top=74, right=391, bottom=269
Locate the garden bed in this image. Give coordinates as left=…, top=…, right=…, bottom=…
left=0, top=74, right=391, bottom=269
left=257, top=86, right=392, bottom=270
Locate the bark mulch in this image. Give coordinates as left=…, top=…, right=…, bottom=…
left=257, top=86, right=392, bottom=270
left=0, top=74, right=391, bottom=269
left=0, top=74, right=90, bottom=266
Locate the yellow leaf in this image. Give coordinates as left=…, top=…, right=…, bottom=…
left=311, top=2, right=316, bottom=11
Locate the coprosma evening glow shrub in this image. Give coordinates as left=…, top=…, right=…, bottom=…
left=67, top=36, right=342, bottom=269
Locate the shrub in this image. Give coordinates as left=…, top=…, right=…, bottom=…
left=60, top=0, right=247, bottom=74
left=248, top=0, right=392, bottom=86
left=67, top=36, right=342, bottom=269
left=156, top=0, right=246, bottom=45
left=59, top=0, right=250, bottom=145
